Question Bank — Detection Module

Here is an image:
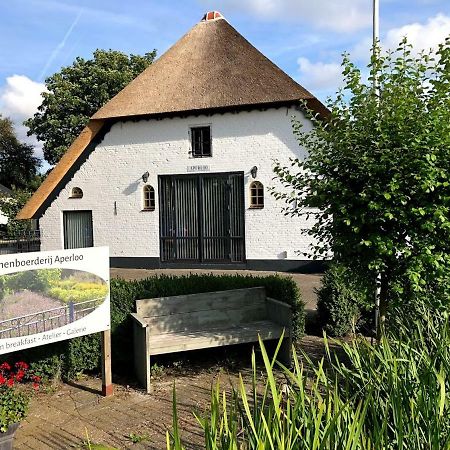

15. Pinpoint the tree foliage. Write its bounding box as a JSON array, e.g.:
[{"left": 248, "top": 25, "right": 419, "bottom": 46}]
[
  {"left": 0, "top": 188, "right": 39, "bottom": 236},
  {"left": 274, "top": 38, "right": 450, "bottom": 320},
  {"left": 0, "top": 116, "right": 40, "bottom": 189},
  {"left": 25, "top": 49, "right": 156, "bottom": 165}
]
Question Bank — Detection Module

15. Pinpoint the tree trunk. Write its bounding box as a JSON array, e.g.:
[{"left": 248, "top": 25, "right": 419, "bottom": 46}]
[{"left": 376, "top": 272, "right": 389, "bottom": 341}]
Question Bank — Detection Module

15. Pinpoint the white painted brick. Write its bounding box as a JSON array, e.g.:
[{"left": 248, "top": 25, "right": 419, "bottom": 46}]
[{"left": 40, "top": 106, "right": 318, "bottom": 260}]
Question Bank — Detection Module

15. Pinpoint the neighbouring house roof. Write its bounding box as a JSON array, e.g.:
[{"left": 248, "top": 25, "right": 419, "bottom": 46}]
[{"left": 17, "top": 12, "right": 329, "bottom": 220}]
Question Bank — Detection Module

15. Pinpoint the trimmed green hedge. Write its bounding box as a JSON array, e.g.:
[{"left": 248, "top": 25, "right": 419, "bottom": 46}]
[
  {"left": 317, "top": 263, "right": 374, "bottom": 337},
  {"left": 10, "top": 274, "right": 304, "bottom": 380}
]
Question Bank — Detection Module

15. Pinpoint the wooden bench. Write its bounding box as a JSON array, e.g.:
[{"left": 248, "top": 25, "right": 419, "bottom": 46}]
[{"left": 131, "top": 287, "right": 292, "bottom": 393}]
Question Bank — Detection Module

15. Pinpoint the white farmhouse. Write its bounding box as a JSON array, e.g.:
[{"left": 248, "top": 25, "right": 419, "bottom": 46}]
[{"left": 18, "top": 12, "right": 328, "bottom": 271}]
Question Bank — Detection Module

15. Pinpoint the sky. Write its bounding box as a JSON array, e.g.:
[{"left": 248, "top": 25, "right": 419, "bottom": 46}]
[{"left": 0, "top": 0, "right": 449, "bottom": 165}]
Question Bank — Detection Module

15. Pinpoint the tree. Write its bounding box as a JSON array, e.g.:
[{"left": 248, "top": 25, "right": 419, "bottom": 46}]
[
  {"left": 0, "top": 116, "right": 40, "bottom": 189},
  {"left": 274, "top": 38, "right": 450, "bottom": 329},
  {"left": 0, "top": 188, "right": 35, "bottom": 236},
  {"left": 25, "top": 49, "right": 157, "bottom": 165}
]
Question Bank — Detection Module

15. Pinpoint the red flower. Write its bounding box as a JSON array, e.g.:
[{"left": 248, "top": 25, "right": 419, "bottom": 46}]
[
  {"left": 0, "top": 360, "right": 37, "bottom": 391},
  {"left": 15, "top": 370, "right": 25, "bottom": 382},
  {"left": 0, "top": 362, "right": 11, "bottom": 372},
  {"left": 31, "top": 375, "right": 41, "bottom": 390},
  {"left": 15, "top": 362, "right": 29, "bottom": 370}
]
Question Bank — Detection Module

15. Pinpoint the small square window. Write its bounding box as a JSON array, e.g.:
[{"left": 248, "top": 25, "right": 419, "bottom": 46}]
[{"left": 191, "top": 126, "right": 211, "bottom": 157}]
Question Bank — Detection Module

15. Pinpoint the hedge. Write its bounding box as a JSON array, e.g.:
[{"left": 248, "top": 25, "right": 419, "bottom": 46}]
[
  {"left": 317, "top": 263, "right": 374, "bottom": 337},
  {"left": 8, "top": 273, "right": 304, "bottom": 380}
]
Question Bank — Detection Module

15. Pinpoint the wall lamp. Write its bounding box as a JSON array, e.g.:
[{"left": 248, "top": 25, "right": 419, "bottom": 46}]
[
  {"left": 142, "top": 171, "right": 149, "bottom": 183},
  {"left": 250, "top": 166, "right": 258, "bottom": 179}
]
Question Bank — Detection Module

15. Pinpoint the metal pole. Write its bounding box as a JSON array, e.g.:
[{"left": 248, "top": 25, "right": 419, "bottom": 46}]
[
  {"left": 373, "top": 0, "right": 380, "bottom": 92},
  {"left": 373, "top": 0, "right": 382, "bottom": 338},
  {"left": 373, "top": 0, "right": 379, "bottom": 52}
]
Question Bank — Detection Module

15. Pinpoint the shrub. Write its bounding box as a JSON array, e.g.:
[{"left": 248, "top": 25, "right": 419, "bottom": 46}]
[
  {"left": 9, "top": 273, "right": 304, "bottom": 380},
  {"left": 1, "top": 268, "right": 61, "bottom": 295},
  {"left": 36, "top": 268, "right": 61, "bottom": 289},
  {"left": 317, "top": 263, "right": 373, "bottom": 336},
  {"left": 4, "top": 271, "right": 44, "bottom": 293},
  {"left": 0, "top": 275, "right": 6, "bottom": 301},
  {"left": 47, "top": 283, "right": 107, "bottom": 303}
]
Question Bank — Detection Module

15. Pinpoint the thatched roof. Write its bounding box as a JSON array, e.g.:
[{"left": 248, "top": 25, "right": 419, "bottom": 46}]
[
  {"left": 93, "top": 15, "right": 327, "bottom": 119},
  {"left": 16, "top": 121, "right": 104, "bottom": 220},
  {"left": 18, "top": 13, "right": 328, "bottom": 220}
]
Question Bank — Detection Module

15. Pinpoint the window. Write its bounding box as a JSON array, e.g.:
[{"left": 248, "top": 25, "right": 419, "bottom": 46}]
[
  {"left": 143, "top": 185, "right": 155, "bottom": 211},
  {"left": 70, "top": 187, "right": 83, "bottom": 199},
  {"left": 191, "top": 126, "right": 211, "bottom": 157},
  {"left": 250, "top": 181, "right": 264, "bottom": 208}
]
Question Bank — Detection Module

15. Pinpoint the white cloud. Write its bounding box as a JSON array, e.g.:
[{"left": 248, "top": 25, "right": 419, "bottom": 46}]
[
  {"left": 384, "top": 13, "right": 450, "bottom": 54},
  {"left": 352, "top": 13, "right": 450, "bottom": 63},
  {"left": 200, "top": 0, "right": 371, "bottom": 32},
  {"left": 297, "top": 57, "right": 343, "bottom": 92},
  {"left": 1, "top": 75, "right": 46, "bottom": 119},
  {"left": 350, "top": 36, "right": 373, "bottom": 62},
  {"left": 0, "top": 75, "right": 47, "bottom": 160}
]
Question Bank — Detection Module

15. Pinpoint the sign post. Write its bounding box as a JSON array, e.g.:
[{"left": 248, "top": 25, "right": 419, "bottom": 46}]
[
  {"left": 101, "top": 329, "right": 113, "bottom": 396},
  {"left": 0, "top": 247, "right": 112, "bottom": 396}
]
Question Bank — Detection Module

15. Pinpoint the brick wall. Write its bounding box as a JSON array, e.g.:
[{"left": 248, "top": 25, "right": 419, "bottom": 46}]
[{"left": 39, "top": 106, "right": 319, "bottom": 261}]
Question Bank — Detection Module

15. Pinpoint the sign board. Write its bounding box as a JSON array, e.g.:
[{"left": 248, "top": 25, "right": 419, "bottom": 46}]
[
  {"left": 0, "top": 247, "right": 110, "bottom": 355},
  {"left": 187, "top": 165, "right": 210, "bottom": 172}
]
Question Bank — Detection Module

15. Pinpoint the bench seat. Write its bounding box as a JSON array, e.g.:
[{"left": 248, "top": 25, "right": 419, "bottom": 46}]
[{"left": 147, "top": 320, "right": 288, "bottom": 355}]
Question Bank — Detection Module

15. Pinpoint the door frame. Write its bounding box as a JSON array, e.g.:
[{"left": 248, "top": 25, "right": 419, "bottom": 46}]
[{"left": 158, "top": 171, "right": 246, "bottom": 265}]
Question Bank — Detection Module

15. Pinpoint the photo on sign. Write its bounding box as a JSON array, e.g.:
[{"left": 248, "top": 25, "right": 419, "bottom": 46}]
[{"left": 0, "top": 269, "right": 108, "bottom": 339}]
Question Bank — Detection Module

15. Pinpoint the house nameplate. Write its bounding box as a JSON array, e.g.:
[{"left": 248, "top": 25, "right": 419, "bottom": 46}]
[{"left": 187, "top": 165, "right": 210, "bottom": 172}]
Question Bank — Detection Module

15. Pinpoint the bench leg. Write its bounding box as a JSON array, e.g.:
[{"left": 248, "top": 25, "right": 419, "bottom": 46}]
[
  {"left": 133, "top": 323, "right": 151, "bottom": 393},
  {"left": 146, "top": 356, "right": 152, "bottom": 394},
  {"left": 277, "top": 335, "right": 292, "bottom": 368}
]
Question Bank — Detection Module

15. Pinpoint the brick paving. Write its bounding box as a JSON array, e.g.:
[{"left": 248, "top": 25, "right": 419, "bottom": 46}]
[
  {"left": 14, "top": 336, "right": 330, "bottom": 450},
  {"left": 16, "top": 374, "right": 210, "bottom": 449}
]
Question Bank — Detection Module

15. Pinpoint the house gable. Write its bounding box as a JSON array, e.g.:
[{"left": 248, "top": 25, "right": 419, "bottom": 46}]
[{"left": 18, "top": 12, "right": 329, "bottom": 221}]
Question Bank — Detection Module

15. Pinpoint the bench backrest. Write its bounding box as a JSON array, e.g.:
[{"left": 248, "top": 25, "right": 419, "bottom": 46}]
[{"left": 136, "top": 287, "right": 267, "bottom": 335}]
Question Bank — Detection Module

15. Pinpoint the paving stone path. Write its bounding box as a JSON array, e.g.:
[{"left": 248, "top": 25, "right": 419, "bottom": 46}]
[{"left": 15, "top": 336, "right": 331, "bottom": 450}]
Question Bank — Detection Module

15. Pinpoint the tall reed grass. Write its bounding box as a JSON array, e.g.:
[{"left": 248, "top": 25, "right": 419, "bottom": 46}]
[{"left": 167, "top": 307, "right": 450, "bottom": 449}]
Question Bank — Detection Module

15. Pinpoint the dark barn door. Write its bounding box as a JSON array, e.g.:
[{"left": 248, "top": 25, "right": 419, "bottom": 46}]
[
  {"left": 63, "top": 211, "right": 94, "bottom": 249},
  {"left": 159, "top": 173, "right": 245, "bottom": 263}
]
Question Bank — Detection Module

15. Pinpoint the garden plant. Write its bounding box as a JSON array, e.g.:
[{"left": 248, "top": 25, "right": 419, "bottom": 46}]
[
  {"left": 0, "top": 361, "right": 40, "bottom": 433},
  {"left": 274, "top": 37, "right": 450, "bottom": 332},
  {"left": 168, "top": 306, "right": 450, "bottom": 449}
]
